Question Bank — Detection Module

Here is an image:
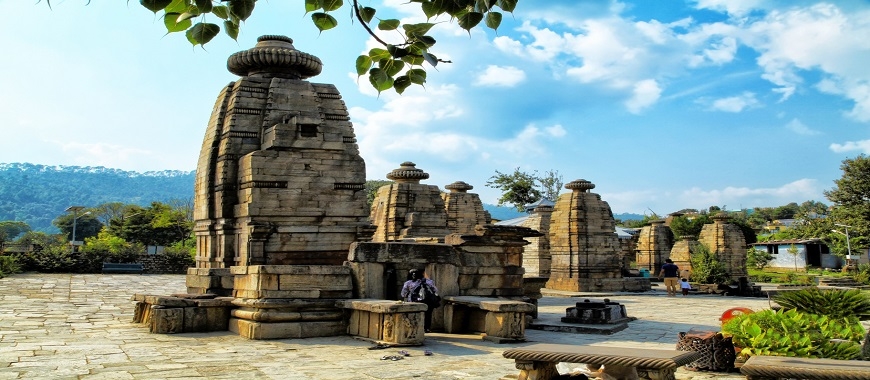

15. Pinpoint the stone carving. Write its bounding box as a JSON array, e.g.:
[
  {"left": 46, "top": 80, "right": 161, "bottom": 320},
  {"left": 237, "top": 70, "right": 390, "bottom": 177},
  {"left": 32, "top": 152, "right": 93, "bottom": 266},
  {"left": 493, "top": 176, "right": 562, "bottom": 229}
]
[
  {"left": 442, "top": 181, "right": 491, "bottom": 235},
  {"left": 635, "top": 219, "right": 674, "bottom": 276},
  {"left": 192, "top": 35, "right": 373, "bottom": 270},
  {"left": 562, "top": 298, "right": 629, "bottom": 324},
  {"left": 698, "top": 212, "right": 748, "bottom": 280},
  {"left": 369, "top": 162, "right": 451, "bottom": 242}
]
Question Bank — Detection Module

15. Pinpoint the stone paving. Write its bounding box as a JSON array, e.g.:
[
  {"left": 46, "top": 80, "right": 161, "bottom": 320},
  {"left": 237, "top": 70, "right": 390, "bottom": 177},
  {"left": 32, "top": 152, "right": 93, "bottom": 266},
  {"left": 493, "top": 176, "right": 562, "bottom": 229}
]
[{"left": 0, "top": 274, "right": 773, "bottom": 379}]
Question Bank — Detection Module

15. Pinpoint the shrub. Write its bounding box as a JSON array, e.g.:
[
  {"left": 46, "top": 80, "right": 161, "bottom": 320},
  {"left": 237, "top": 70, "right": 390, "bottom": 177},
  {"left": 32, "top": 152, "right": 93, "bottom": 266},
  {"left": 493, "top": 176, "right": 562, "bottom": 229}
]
[
  {"left": 774, "top": 288, "right": 870, "bottom": 320},
  {"left": 722, "top": 308, "right": 864, "bottom": 360},
  {"left": 153, "top": 244, "right": 195, "bottom": 273},
  {"left": 0, "top": 255, "right": 21, "bottom": 277},
  {"left": 18, "top": 244, "right": 77, "bottom": 273},
  {"left": 690, "top": 244, "right": 731, "bottom": 284},
  {"left": 746, "top": 247, "right": 773, "bottom": 269}
]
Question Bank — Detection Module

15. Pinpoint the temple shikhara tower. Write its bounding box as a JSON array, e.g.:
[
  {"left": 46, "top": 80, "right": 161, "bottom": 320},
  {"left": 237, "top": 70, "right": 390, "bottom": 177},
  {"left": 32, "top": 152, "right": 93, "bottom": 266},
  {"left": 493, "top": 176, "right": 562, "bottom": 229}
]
[
  {"left": 635, "top": 219, "right": 673, "bottom": 276},
  {"left": 192, "top": 35, "right": 373, "bottom": 270},
  {"left": 698, "top": 213, "right": 748, "bottom": 280}
]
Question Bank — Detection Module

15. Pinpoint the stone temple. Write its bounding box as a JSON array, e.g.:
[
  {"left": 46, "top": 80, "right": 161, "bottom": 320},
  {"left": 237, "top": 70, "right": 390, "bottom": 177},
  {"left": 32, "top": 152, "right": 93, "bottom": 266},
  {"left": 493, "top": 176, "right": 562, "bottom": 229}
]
[{"left": 192, "top": 35, "right": 374, "bottom": 271}]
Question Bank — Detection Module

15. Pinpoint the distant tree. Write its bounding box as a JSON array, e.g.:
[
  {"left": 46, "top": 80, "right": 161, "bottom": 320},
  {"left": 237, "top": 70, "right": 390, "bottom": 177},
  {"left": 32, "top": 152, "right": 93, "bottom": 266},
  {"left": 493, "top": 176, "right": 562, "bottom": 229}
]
[
  {"left": 0, "top": 221, "right": 31, "bottom": 246},
  {"left": 537, "top": 170, "right": 564, "bottom": 202},
  {"left": 746, "top": 247, "right": 773, "bottom": 269},
  {"left": 486, "top": 168, "right": 542, "bottom": 212},
  {"left": 111, "top": 202, "right": 191, "bottom": 247},
  {"left": 365, "top": 180, "right": 393, "bottom": 207},
  {"left": 798, "top": 200, "right": 828, "bottom": 218},
  {"left": 825, "top": 155, "right": 870, "bottom": 251},
  {"left": 787, "top": 244, "right": 800, "bottom": 272},
  {"left": 772, "top": 202, "right": 800, "bottom": 220},
  {"left": 91, "top": 202, "right": 127, "bottom": 227},
  {"left": 52, "top": 211, "right": 102, "bottom": 242},
  {"left": 669, "top": 214, "right": 711, "bottom": 239}
]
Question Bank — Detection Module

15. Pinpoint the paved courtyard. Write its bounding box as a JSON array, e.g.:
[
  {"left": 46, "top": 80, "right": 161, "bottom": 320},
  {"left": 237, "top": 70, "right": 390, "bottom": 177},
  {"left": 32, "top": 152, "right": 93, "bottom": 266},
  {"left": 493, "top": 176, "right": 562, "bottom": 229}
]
[{"left": 0, "top": 274, "right": 774, "bottom": 379}]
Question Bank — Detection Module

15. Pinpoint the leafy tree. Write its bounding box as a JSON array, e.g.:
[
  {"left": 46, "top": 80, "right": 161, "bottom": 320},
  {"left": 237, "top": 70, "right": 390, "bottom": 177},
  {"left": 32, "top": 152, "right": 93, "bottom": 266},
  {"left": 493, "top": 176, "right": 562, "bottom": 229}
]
[
  {"left": 109, "top": 202, "right": 191, "bottom": 247},
  {"left": 668, "top": 214, "right": 711, "bottom": 239},
  {"left": 365, "top": 180, "right": 393, "bottom": 207},
  {"left": 786, "top": 243, "right": 800, "bottom": 272},
  {"left": 537, "top": 169, "right": 564, "bottom": 202},
  {"left": 825, "top": 155, "right": 870, "bottom": 252},
  {"left": 486, "top": 168, "right": 541, "bottom": 212},
  {"left": 55, "top": 0, "right": 521, "bottom": 95},
  {"left": 746, "top": 247, "right": 773, "bottom": 269},
  {"left": 52, "top": 211, "right": 102, "bottom": 242},
  {"left": 0, "top": 221, "right": 30, "bottom": 245}
]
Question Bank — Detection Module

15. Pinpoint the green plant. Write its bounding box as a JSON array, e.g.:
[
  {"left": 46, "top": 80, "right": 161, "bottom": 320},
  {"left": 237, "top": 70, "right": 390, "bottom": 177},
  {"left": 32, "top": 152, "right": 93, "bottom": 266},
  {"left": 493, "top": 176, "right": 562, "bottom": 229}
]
[
  {"left": 18, "top": 244, "right": 76, "bottom": 273},
  {"left": 689, "top": 243, "right": 730, "bottom": 284},
  {"left": 0, "top": 255, "right": 21, "bottom": 277},
  {"left": 746, "top": 247, "right": 773, "bottom": 269},
  {"left": 722, "top": 308, "right": 865, "bottom": 359},
  {"left": 774, "top": 288, "right": 870, "bottom": 320}
]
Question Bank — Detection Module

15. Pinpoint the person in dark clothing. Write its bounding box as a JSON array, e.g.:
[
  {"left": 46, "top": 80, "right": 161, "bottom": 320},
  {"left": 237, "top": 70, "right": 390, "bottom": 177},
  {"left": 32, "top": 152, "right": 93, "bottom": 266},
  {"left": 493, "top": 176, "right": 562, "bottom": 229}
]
[
  {"left": 401, "top": 268, "right": 439, "bottom": 332},
  {"left": 659, "top": 259, "right": 680, "bottom": 296}
]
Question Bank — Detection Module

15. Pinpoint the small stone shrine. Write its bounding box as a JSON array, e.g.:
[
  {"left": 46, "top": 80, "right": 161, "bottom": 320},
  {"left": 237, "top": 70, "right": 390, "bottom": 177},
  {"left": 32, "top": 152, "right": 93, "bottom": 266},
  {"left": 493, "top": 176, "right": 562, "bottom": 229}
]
[
  {"left": 368, "top": 162, "right": 451, "bottom": 242},
  {"left": 562, "top": 298, "right": 629, "bottom": 324},
  {"left": 635, "top": 219, "right": 673, "bottom": 276},
  {"left": 442, "top": 181, "right": 491, "bottom": 235},
  {"left": 698, "top": 212, "right": 748, "bottom": 280},
  {"left": 669, "top": 235, "right": 699, "bottom": 277},
  {"left": 545, "top": 179, "right": 649, "bottom": 292},
  {"left": 518, "top": 204, "right": 554, "bottom": 278}
]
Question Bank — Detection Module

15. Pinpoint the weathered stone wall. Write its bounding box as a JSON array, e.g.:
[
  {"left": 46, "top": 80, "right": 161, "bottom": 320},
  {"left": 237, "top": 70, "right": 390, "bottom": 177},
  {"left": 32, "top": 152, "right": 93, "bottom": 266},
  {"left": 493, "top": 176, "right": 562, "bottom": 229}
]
[
  {"left": 669, "top": 236, "right": 699, "bottom": 277},
  {"left": 698, "top": 214, "right": 748, "bottom": 280},
  {"left": 519, "top": 206, "right": 553, "bottom": 277},
  {"left": 635, "top": 220, "right": 673, "bottom": 276},
  {"left": 442, "top": 181, "right": 491, "bottom": 235}
]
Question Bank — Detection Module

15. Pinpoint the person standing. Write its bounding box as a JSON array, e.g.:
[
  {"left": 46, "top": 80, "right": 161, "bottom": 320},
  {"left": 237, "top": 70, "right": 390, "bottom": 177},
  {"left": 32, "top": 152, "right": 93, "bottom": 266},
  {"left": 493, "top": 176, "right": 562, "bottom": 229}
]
[
  {"left": 401, "top": 268, "right": 439, "bottom": 332},
  {"left": 680, "top": 278, "right": 691, "bottom": 296},
  {"left": 659, "top": 259, "right": 680, "bottom": 296}
]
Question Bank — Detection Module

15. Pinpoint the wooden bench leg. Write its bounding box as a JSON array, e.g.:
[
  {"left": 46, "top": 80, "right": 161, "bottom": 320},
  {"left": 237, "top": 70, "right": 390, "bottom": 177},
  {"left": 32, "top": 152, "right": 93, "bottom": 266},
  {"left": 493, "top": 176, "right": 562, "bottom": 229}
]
[{"left": 515, "top": 360, "right": 559, "bottom": 380}]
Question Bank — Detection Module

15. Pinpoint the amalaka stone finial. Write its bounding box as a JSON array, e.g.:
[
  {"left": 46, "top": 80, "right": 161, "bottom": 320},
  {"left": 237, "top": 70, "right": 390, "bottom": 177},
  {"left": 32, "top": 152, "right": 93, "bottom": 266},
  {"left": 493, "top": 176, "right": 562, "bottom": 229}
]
[
  {"left": 712, "top": 211, "right": 730, "bottom": 223},
  {"left": 445, "top": 181, "right": 473, "bottom": 193},
  {"left": 386, "top": 162, "right": 429, "bottom": 183},
  {"left": 227, "top": 35, "right": 323, "bottom": 79},
  {"left": 565, "top": 179, "right": 595, "bottom": 192},
  {"left": 650, "top": 219, "right": 666, "bottom": 225}
]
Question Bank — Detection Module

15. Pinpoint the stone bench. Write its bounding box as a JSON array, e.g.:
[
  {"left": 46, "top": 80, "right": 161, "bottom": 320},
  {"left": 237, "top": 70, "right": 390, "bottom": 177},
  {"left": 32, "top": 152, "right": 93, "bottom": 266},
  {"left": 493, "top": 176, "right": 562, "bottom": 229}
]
[
  {"left": 132, "top": 294, "right": 233, "bottom": 333},
  {"left": 336, "top": 299, "right": 427, "bottom": 346},
  {"left": 442, "top": 295, "right": 535, "bottom": 343},
  {"left": 501, "top": 343, "right": 702, "bottom": 380},
  {"left": 740, "top": 355, "right": 870, "bottom": 380},
  {"left": 102, "top": 262, "right": 144, "bottom": 274}
]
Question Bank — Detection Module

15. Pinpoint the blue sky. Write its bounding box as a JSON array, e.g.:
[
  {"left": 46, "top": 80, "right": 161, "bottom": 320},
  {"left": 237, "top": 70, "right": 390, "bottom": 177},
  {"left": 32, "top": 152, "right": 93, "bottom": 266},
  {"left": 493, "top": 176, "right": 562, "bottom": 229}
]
[{"left": 1, "top": 0, "right": 869, "bottom": 215}]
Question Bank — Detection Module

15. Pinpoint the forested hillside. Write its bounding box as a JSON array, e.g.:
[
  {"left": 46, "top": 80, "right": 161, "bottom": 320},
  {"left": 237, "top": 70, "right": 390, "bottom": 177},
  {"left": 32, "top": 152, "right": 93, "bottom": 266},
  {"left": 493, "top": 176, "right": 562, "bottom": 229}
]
[{"left": 0, "top": 163, "right": 194, "bottom": 232}]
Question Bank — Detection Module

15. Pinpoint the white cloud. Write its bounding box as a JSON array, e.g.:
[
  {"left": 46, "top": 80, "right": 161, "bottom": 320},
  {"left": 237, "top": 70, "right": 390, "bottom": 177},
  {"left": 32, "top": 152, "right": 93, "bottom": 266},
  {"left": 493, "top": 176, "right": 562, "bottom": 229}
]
[
  {"left": 830, "top": 139, "right": 870, "bottom": 154},
  {"left": 785, "top": 118, "right": 821, "bottom": 136},
  {"left": 709, "top": 92, "right": 760, "bottom": 112},
  {"left": 545, "top": 124, "right": 567, "bottom": 137},
  {"left": 681, "top": 179, "right": 821, "bottom": 209},
  {"left": 474, "top": 65, "right": 527, "bottom": 87},
  {"left": 625, "top": 79, "right": 662, "bottom": 114},
  {"left": 693, "top": 0, "right": 765, "bottom": 17}
]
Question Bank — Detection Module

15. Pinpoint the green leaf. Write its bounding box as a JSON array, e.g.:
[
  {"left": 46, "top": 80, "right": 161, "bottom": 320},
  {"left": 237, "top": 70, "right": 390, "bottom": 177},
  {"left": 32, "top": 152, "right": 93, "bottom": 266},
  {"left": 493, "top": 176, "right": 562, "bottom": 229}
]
[
  {"left": 224, "top": 20, "right": 239, "bottom": 40},
  {"left": 421, "top": 1, "right": 439, "bottom": 19},
  {"left": 305, "top": 0, "right": 321, "bottom": 13},
  {"left": 185, "top": 22, "right": 220, "bottom": 46},
  {"left": 422, "top": 52, "right": 438, "bottom": 67},
  {"left": 496, "top": 0, "right": 517, "bottom": 12},
  {"left": 402, "top": 22, "right": 434, "bottom": 38},
  {"left": 319, "top": 0, "right": 343, "bottom": 12},
  {"left": 311, "top": 13, "right": 338, "bottom": 32},
  {"left": 163, "top": 13, "right": 192, "bottom": 33},
  {"left": 355, "top": 55, "right": 373, "bottom": 76},
  {"left": 140, "top": 0, "right": 172, "bottom": 13},
  {"left": 368, "top": 68, "right": 393, "bottom": 93},
  {"left": 378, "top": 59, "right": 405, "bottom": 77},
  {"left": 401, "top": 54, "right": 425, "bottom": 66},
  {"left": 164, "top": 0, "right": 189, "bottom": 14},
  {"left": 378, "top": 19, "right": 400, "bottom": 31},
  {"left": 368, "top": 48, "right": 391, "bottom": 61},
  {"left": 229, "top": 0, "right": 256, "bottom": 21},
  {"left": 386, "top": 45, "right": 409, "bottom": 58},
  {"left": 458, "top": 11, "right": 484, "bottom": 31},
  {"left": 407, "top": 69, "right": 426, "bottom": 85},
  {"left": 212, "top": 5, "right": 229, "bottom": 19},
  {"left": 415, "top": 35, "right": 436, "bottom": 47},
  {"left": 394, "top": 75, "right": 412, "bottom": 94},
  {"left": 177, "top": 11, "right": 200, "bottom": 24},
  {"left": 485, "top": 11, "right": 502, "bottom": 30},
  {"left": 359, "top": 7, "right": 376, "bottom": 23},
  {"left": 195, "top": 0, "right": 212, "bottom": 13}
]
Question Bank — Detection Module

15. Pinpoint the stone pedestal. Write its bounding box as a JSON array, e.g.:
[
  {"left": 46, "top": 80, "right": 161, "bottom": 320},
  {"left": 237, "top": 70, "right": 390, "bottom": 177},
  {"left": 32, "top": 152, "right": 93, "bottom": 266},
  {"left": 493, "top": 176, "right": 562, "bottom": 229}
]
[
  {"left": 562, "top": 298, "right": 629, "bottom": 324},
  {"left": 228, "top": 265, "right": 352, "bottom": 339},
  {"left": 185, "top": 267, "right": 234, "bottom": 296},
  {"left": 338, "top": 299, "right": 426, "bottom": 345},
  {"left": 442, "top": 296, "right": 535, "bottom": 343},
  {"left": 132, "top": 294, "right": 234, "bottom": 334}
]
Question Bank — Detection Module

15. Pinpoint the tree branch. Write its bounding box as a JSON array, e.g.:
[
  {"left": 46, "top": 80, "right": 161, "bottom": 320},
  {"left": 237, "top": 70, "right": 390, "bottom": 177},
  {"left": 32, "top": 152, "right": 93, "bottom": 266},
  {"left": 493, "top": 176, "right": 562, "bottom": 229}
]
[{"left": 352, "top": 0, "right": 389, "bottom": 47}]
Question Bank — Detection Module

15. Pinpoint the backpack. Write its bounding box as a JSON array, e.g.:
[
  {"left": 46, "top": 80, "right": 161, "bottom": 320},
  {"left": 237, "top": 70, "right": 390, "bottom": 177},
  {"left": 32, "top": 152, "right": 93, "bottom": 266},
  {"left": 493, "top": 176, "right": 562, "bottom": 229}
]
[{"left": 410, "top": 281, "right": 441, "bottom": 307}]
